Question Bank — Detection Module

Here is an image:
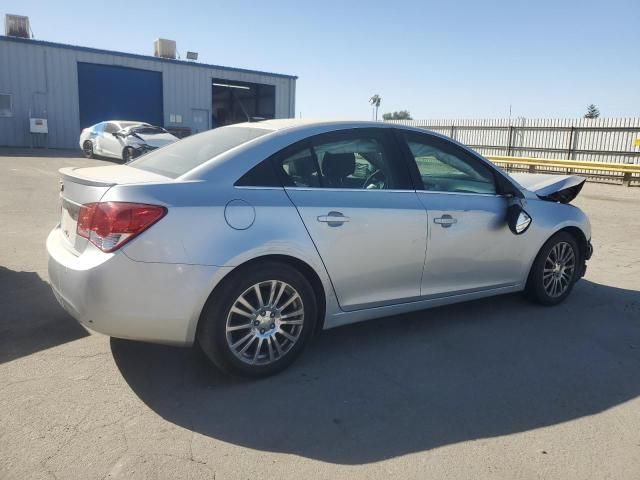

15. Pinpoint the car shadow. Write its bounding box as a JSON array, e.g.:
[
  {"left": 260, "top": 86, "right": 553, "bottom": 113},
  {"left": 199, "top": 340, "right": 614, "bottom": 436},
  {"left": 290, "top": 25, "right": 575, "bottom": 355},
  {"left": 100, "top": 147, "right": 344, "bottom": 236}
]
[
  {"left": 111, "top": 279, "right": 640, "bottom": 464},
  {"left": 0, "top": 266, "right": 89, "bottom": 363}
]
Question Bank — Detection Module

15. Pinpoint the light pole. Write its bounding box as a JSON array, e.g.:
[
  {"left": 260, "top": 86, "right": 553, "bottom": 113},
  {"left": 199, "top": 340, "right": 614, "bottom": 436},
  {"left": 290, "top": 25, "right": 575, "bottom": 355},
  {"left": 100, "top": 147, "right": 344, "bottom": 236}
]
[{"left": 369, "top": 94, "right": 381, "bottom": 121}]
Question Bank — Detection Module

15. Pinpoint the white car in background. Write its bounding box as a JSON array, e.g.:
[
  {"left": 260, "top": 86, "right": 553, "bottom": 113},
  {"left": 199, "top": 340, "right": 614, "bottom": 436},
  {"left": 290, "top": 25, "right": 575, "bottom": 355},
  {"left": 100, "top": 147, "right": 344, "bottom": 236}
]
[{"left": 80, "top": 121, "right": 179, "bottom": 162}]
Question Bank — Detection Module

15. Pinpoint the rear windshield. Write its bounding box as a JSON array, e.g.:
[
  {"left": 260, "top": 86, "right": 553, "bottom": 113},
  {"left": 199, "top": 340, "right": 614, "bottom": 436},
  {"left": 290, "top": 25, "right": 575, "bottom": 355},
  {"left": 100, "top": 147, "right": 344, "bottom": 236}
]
[{"left": 129, "top": 126, "right": 271, "bottom": 178}]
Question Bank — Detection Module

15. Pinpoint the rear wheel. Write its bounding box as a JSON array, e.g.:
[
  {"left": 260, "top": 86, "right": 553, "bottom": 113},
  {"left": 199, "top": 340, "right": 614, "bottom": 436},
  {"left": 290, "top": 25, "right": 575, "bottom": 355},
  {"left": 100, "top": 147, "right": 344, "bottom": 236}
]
[
  {"left": 82, "top": 141, "right": 94, "bottom": 158},
  {"left": 525, "top": 232, "right": 580, "bottom": 305},
  {"left": 197, "top": 261, "right": 318, "bottom": 377}
]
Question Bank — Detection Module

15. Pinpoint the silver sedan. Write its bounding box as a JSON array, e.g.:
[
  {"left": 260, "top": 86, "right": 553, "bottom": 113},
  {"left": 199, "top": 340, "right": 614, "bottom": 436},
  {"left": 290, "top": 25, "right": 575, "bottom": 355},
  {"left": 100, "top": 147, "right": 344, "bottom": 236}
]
[{"left": 47, "top": 120, "right": 592, "bottom": 376}]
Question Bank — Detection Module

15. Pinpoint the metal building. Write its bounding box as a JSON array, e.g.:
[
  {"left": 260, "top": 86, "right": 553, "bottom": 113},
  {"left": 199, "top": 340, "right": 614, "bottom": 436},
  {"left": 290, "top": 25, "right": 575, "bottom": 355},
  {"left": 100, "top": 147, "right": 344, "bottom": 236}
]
[{"left": 0, "top": 33, "right": 297, "bottom": 149}]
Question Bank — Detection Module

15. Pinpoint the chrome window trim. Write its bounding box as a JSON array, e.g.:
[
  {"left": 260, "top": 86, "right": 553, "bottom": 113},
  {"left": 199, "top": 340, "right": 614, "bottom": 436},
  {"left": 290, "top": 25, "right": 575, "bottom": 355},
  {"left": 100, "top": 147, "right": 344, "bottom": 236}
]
[
  {"left": 283, "top": 187, "right": 416, "bottom": 194},
  {"left": 234, "top": 186, "right": 284, "bottom": 191},
  {"left": 281, "top": 186, "right": 506, "bottom": 198},
  {"left": 416, "top": 190, "right": 506, "bottom": 198}
]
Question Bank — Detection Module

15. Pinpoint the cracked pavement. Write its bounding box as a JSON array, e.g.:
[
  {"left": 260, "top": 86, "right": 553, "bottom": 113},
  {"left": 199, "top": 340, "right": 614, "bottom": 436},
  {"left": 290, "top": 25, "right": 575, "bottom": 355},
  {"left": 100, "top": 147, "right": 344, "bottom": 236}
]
[{"left": 1, "top": 152, "right": 639, "bottom": 479}]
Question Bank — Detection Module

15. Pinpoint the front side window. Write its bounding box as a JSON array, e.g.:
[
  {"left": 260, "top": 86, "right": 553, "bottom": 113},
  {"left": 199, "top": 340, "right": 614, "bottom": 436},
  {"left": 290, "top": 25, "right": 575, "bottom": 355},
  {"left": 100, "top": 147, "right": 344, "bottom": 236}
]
[
  {"left": 278, "top": 130, "right": 409, "bottom": 190},
  {"left": 402, "top": 132, "right": 496, "bottom": 194}
]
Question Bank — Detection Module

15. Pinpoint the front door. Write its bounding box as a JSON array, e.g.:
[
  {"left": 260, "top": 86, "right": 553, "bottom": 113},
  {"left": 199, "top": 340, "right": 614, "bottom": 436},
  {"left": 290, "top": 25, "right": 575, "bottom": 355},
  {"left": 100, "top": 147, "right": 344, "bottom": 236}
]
[
  {"left": 276, "top": 128, "right": 427, "bottom": 311},
  {"left": 99, "top": 122, "right": 124, "bottom": 158},
  {"left": 398, "top": 130, "right": 524, "bottom": 297}
]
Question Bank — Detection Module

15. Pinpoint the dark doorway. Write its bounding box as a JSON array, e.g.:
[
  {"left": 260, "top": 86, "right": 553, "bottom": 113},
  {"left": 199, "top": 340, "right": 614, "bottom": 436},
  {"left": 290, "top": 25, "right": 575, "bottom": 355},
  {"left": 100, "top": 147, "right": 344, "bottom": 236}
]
[{"left": 212, "top": 79, "right": 275, "bottom": 127}]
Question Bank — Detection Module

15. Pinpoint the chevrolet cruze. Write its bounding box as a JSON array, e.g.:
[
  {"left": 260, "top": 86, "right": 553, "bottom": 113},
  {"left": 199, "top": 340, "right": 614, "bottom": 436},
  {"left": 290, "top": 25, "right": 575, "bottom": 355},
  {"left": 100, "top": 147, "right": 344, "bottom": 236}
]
[{"left": 48, "top": 120, "right": 592, "bottom": 376}]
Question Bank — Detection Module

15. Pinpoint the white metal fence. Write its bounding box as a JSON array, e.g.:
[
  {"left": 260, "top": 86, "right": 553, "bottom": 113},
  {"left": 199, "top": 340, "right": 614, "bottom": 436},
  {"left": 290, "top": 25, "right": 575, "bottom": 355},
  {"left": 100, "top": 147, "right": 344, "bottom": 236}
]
[{"left": 387, "top": 117, "right": 640, "bottom": 165}]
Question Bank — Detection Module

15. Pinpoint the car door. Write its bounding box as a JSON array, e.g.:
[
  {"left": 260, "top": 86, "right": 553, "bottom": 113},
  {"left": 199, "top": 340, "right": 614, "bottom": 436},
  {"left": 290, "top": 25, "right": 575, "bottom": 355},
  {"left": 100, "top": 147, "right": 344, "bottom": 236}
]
[
  {"left": 90, "top": 122, "right": 104, "bottom": 150},
  {"left": 99, "top": 122, "right": 124, "bottom": 158},
  {"left": 276, "top": 128, "right": 427, "bottom": 311},
  {"left": 397, "top": 130, "right": 524, "bottom": 297}
]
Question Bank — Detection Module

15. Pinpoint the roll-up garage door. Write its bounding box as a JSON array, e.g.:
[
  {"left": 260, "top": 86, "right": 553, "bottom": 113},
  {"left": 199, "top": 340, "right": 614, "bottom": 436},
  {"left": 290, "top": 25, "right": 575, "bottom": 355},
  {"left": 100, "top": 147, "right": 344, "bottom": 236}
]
[{"left": 77, "top": 62, "right": 163, "bottom": 128}]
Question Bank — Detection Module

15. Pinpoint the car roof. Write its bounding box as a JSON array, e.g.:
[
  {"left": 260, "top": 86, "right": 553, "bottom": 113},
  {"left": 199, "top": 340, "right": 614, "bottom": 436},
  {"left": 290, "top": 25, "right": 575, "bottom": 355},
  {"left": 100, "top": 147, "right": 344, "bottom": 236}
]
[
  {"left": 99, "top": 120, "right": 150, "bottom": 126},
  {"left": 230, "top": 119, "right": 446, "bottom": 140},
  {"left": 234, "top": 119, "right": 388, "bottom": 132}
]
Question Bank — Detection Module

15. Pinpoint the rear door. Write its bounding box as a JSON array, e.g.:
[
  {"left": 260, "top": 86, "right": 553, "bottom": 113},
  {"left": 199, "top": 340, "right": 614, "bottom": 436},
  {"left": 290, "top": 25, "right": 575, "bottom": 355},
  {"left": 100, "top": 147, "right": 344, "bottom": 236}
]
[
  {"left": 397, "top": 130, "right": 524, "bottom": 297},
  {"left": 276, "top": 128, "right": 427, "bottom": 311}
]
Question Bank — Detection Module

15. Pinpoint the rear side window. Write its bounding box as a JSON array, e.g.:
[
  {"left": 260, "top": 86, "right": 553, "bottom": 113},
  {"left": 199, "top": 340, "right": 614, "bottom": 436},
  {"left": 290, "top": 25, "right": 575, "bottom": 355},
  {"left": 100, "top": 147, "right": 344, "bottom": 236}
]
[
  {"left": 130, "top": 126, "right": 270, "bottom": 178},
  {"left": 276, "top": 129, "right": 411, "bottom": 190}
]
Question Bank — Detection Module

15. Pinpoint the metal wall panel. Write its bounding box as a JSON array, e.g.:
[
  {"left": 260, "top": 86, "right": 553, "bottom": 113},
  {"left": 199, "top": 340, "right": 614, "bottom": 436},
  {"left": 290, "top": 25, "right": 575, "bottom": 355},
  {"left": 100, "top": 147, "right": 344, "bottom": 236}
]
[{"left": 0, "top": 36, "right": 296, "bottom": 148}]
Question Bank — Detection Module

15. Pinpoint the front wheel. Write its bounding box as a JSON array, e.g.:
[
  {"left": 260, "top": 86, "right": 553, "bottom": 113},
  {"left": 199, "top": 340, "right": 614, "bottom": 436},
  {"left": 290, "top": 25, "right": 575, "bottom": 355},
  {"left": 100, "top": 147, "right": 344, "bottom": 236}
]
[
  {"left": 525, "top": 232, "right": 581, "bottom": 305},
  {"left": 197, "top": 261, "right": 318, "bottom": 377}
]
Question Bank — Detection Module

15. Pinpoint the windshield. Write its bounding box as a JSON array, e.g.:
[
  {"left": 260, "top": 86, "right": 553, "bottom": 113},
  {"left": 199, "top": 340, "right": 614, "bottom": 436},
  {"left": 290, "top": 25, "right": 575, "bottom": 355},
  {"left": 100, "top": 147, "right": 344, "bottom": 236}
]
[
  {"left": 129, "top": 126, "right": 271, "bottom": 178},
  {"left": 130, "top": 126, "right": 167, "bottom": 135},
  {"left": 118, "top": 122, "right": 146, "bottom": 129}
]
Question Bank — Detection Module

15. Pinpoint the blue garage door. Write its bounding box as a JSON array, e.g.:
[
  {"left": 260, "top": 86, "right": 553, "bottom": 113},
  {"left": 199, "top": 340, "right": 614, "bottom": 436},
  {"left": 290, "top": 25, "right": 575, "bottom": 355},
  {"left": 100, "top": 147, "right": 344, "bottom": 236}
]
[{"left": 77, "top": 62, "right": 163, "bottom": 128}]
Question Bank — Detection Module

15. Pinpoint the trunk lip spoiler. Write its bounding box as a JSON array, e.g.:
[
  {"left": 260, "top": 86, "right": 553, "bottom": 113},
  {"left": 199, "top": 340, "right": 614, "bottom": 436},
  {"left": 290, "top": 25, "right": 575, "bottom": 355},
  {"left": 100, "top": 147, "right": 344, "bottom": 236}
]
[{"left": 59, "top": 167, "right": 117, "bottom": 187}]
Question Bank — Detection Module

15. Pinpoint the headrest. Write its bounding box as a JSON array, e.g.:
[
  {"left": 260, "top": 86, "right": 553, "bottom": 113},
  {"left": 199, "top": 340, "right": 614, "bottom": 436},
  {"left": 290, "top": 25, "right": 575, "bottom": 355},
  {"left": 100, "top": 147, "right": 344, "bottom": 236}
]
[
  {"left": 288, "top": 156, "right": 315, "bottom": 177},
  {"left": 322, "top": 152, "right": 356, "bottom": 179}
]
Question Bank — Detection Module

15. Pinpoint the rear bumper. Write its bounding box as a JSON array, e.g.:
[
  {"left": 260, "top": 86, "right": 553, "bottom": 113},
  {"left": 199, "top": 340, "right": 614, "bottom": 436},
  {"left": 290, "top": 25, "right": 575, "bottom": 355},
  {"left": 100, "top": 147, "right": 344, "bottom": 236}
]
[{"left": 47, "top": 228, "right": 231, "bottom": 346}]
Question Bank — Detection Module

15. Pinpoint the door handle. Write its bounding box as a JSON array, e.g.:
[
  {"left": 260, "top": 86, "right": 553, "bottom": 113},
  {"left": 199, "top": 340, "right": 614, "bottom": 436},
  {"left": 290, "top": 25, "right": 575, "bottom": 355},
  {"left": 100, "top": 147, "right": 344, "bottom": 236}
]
[
  {"left": 317, "top": 211, "right": 350, "bottom": 226},
  {"left": 434, "top": 214, "right": 457, "bottom": 228}
]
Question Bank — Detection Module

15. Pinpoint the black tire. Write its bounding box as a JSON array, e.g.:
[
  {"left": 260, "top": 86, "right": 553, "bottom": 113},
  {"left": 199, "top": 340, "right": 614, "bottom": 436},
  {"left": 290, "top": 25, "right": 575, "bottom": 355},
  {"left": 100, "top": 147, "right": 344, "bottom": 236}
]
[
  {"left": 525, "top": 231, "right": 581, "bottom": 306},
  {"left": 82, "top": 141, "right": 94, "bottom": 159},
  {"left": 197, "top": 261, "right": 318, "bottom": 377},
  {"left": 122, "top": 147, "right": 135, "bottom": 163}
]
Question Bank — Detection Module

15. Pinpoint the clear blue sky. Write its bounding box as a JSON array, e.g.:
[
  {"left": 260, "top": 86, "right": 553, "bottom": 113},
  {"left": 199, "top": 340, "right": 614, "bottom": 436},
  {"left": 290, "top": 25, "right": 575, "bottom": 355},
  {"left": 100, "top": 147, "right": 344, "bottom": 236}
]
[{"left": 4, "top": 0, "right": 639, "bottom": 119}]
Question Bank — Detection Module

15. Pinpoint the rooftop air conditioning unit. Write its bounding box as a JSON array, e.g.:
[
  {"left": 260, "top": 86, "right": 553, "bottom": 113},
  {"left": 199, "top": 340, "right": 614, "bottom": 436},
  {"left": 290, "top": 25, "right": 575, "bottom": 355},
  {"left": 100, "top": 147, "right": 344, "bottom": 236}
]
[
  {"left": 154, "top": 38, "right": 176, "bottom": 59},
  {"left": 5, "top": 14, "right": 31, "bottom": 38}
]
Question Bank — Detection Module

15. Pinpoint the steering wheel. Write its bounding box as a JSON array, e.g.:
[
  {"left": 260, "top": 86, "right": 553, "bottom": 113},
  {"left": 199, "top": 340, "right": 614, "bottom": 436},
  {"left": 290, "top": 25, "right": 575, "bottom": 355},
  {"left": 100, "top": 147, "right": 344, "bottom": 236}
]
[{"left": 362, "top": 169, "right": 386, "bottom": 189}]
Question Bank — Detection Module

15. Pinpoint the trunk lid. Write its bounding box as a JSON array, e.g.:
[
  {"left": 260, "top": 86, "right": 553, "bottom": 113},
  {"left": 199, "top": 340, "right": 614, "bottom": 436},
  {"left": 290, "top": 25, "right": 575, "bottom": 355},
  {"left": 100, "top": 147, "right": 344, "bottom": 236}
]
[
  {"left": 509, "top": 173, "right": 586, "bottom": 204},
  {"left": 58, "top": 165, "right": 170, "bottom": 254}
]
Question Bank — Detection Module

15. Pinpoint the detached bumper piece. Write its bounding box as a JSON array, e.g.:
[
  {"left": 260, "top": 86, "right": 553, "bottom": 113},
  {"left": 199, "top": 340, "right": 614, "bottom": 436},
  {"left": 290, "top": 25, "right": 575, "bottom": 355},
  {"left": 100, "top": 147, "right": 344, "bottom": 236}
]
[
  {"left": 579, "top": 240, "right": 593, "bottom": 278},
  {"left": 585, "top": 240, "right": 593, "bottom": 260}
]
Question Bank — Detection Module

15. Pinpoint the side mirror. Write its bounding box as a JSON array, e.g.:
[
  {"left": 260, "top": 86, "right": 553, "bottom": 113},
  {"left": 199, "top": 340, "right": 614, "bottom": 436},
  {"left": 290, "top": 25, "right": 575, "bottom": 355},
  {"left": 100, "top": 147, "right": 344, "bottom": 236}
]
[
  {"left": 507, "top": 204, "right": 532, "bottom": 235},
  {"left": 112, "top": 132, "right": 119, "bottom": 137}
]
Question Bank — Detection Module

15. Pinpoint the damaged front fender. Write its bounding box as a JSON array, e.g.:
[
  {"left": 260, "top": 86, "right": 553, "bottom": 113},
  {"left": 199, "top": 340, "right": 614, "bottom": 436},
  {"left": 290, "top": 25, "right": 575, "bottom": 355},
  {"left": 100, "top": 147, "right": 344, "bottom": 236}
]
[{"left": 509, "top": 173, "right": 586, "bottom": 204}]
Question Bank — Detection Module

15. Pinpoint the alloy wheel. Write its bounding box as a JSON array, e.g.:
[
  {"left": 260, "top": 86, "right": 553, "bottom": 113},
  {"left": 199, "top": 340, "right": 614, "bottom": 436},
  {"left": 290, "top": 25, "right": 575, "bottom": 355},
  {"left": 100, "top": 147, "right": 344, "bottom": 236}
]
[
  {"left": 83, "top": 141, "right": 93, "bottom": 157},
  {"left": 543, "top": 241, "right": 576, "bottom": 298},
  {"left": 225, "top": 280, "right": 304, "bottom": 366}
]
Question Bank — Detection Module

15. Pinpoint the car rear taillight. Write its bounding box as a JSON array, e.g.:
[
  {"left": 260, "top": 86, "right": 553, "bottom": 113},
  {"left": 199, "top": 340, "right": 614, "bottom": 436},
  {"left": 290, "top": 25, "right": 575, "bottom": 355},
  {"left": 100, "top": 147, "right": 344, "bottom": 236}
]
[{"left": 76, "top": 202, "right": 167, "bottom": 253}]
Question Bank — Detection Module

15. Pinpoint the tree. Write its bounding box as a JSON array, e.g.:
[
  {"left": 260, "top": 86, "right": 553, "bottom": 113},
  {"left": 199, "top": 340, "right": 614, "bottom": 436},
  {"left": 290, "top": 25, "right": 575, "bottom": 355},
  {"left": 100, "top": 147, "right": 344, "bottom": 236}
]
[
  {"left": 382, "top": 110, "right": 413, "bottom": 121},
  {"left": 369, "top": 94, "right": 382, "bottom": 121},
  {"left": 584, "top": 104, "right": 600, "bottom": 119}
]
